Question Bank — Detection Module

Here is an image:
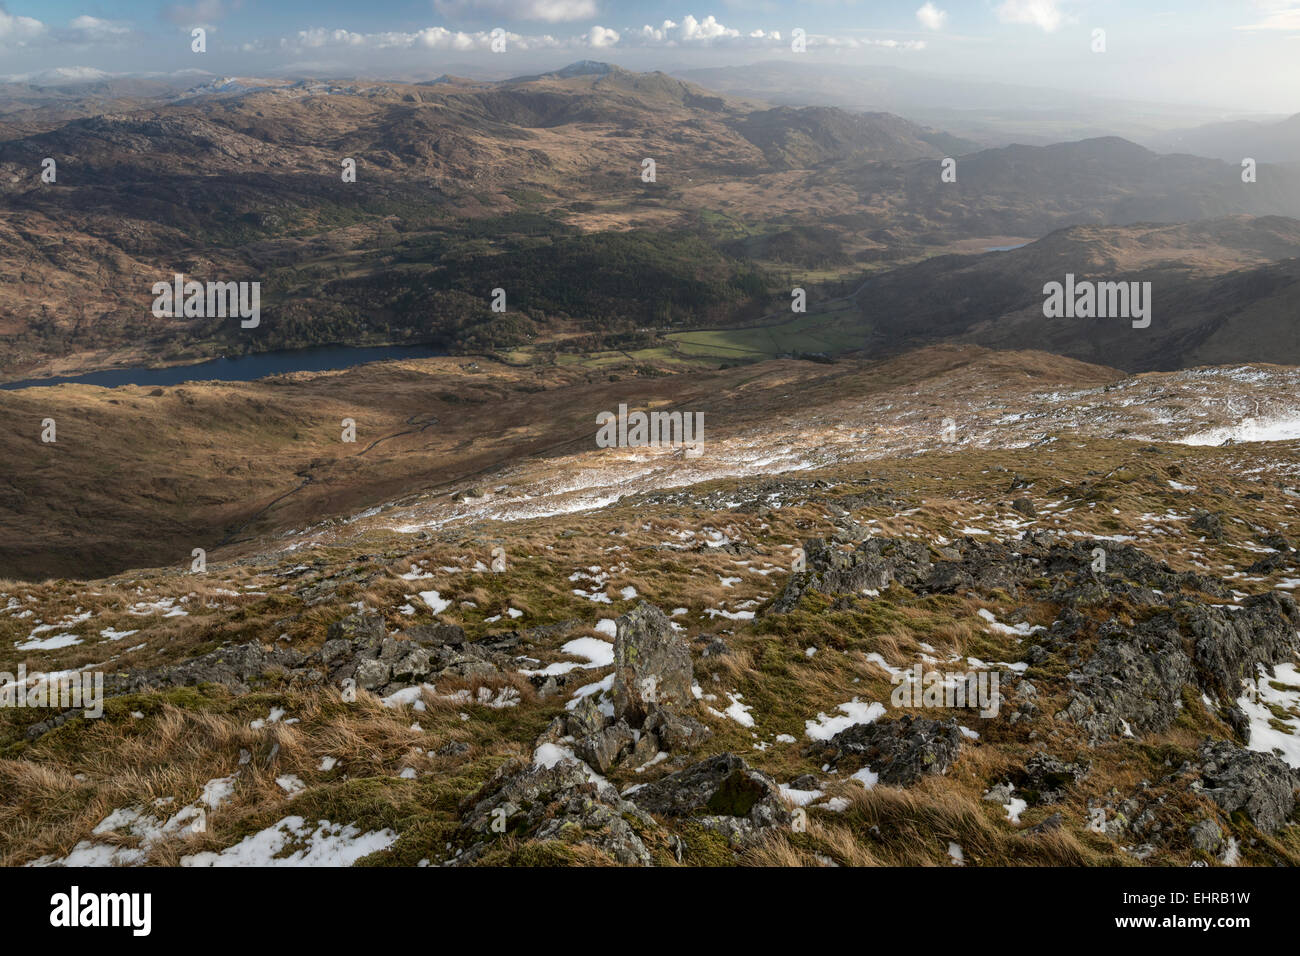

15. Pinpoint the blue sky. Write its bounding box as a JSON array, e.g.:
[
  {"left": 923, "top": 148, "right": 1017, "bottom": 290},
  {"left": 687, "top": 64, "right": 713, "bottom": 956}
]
[{"left": 1, "top": 1, "right": 1298, "bottom": 114}]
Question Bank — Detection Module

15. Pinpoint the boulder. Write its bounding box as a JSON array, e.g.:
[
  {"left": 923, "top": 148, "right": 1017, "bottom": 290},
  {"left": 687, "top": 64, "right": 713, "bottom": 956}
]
[
  {"left": 627, "top": 753, "right": 791, "bottom": 839},
  {"left": 327, "top": 611, "right": 387, "bottom": 646},
  {"left": 573, "top": 720, "right": 636, "bottom": 774},
  {"left": 612, "top": 602, "right": 693, "bottom": 725},
  {"left": 1020, "top": 752, "right": 1090, "bottom": 804},
  {"left": 817, "top": 715, "right": 963, "bottom": 786},
  {"left": 1196, "top": 739, "right": 1297, "bottom": 834},
  {"left": 456, "top": 756, "right": 655, "bottom": 866}
]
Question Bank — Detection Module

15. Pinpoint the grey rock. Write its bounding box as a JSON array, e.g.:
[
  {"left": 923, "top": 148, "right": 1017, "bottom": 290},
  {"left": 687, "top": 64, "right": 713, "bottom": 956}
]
[
  {"left": 1197, "top": 739, "right": 1297, "bottom": 834},
  {"left": 983, "top": 783, "right": 1015, "bottom": 804},
  {"left": 1189, "top": 818, "right": 1223, "bottom": 853},
  {"left": 698, "top": 635, "right": 730, "bottom": 658},
  {"left": 1025, "top": 813, "right": 1063, "bottom": 835},
  {"left": 1021, "top": 752, "right": 1090, "bottom": 804},
  {"left": 1191, "top": 511, "right": 1225, "bottom": 541},
  {"left": 627, "top": 753, "right": 791, "bottom": 839},
  {"left": 643, "top": 703, "right": 712, "bottom": 752},
  {"left": 354, "top": 658, "right": 391, "bottom": 691},
  {"left": 327, "top": 611, "right": 387, "bottom": 647},
  {"left": 612, "top": 602, "right": 694, "bottom": 725},
  {"left": 626, "top": 732, "right": 662, "bottom": 769},
  {"left": 815, "top": 715, "right": 963, "bottom": 786},
  {"left": 573, "top": 720, "right": 636, "bottom": 774},
  {"left": 404, "top": 622, "right": 467, "bottom": 647},
  {"left": 456, "top": 756, "right": 655, "bottom": 866},
  {"left": 319, "top": 639, "right": 352, "bottom": 665},
  {"left": 565, "top": 694, "right": 608, "bottom": 739},
  {"left": 1011, "top": 497, "right": 1037, "bottom": 518},
  {"left": 390, "top": 645, "right": 432, "bottom": 681}
]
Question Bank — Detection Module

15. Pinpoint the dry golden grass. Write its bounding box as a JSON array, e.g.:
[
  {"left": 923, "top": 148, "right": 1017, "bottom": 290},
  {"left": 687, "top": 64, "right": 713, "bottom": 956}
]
[{"left": 3, "top": 409, "right": 1299, "bottom": 866}]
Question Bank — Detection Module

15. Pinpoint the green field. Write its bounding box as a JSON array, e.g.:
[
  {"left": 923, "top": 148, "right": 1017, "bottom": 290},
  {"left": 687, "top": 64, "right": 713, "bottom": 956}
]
[{"left": 666, "top": 306, "right": 869, "bottom": 360}]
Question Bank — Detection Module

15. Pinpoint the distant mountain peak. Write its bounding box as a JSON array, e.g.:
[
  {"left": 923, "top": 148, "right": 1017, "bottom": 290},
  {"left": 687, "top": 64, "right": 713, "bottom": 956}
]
[{"left": 553, "top": 60, "right": 618, "bottom": 78}]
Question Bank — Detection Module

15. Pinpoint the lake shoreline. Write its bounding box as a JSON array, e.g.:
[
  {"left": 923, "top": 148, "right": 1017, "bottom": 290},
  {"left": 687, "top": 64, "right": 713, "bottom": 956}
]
[{"left": 0, "top": 343, "right": 449, "bottom": 391}]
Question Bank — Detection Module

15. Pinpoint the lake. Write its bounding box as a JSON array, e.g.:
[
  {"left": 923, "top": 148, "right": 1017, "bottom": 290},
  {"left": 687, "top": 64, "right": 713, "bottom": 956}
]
[{"left": 0, "top": 344, "right": 448, "bottom": 390}]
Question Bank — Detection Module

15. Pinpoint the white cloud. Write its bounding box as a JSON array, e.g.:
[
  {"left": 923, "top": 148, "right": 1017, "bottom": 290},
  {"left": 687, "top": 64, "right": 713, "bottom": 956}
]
[
  {"left": 285, "top": 26, "right": 562, "bottom": 53},
  {"left": 274, "top": 14, "right": 925, "bottom": 57},
  {"left": 916, "top": 3, "right": 947, "bottom": 30},
  {"left": 620, "top": 17, "right": 919, "bottom": 50},
  {"left": 433, "top": 0, "right": 599, "bottom": 23},
  {"left": 1236, "top": 2, "right": 1300, "bottom": 31},
  {"left": 628, "top": 17, "right": 794, "bottom": 47},
  {"left": 678, "top": 14, "right": 739, "bottom": 41},
  {"left": 821, "top": 36, "right": 927, "bottom": 50},
  {"left": 628, "top": 16, "right": 743, "bottom": 45},
  {"left": 586, "top": 25, "right": 619, "bottom": 48},
  {"left": 996, "top": 0, "right": 1065, "bottom": 32},
  {"left": 69, "top": 16, "right": 131, "bottom": 40},
  {"left": 0, "top": 8, "right": 47, "bottom": 45}
]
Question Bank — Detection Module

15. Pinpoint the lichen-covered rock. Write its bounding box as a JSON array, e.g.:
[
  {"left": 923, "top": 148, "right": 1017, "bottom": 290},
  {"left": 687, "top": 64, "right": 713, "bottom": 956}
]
[
  {"left": 612, "top": 602, "right": 693, "bottom": 725},
  {"left": 565, "top": 694, "right": 608, "bottom": 740},
  {"left": 643, "top": 703, "right": 711, "bottom": 751},
  {"left": 455, "top": 756, "right": 656, "bottom": 866},
  {"left": 404, "top": 622, "right": 468, "bottom": 647},
  {"left": 1060, "top": 594, "right": 1300, "bottom": 743},
  {"left": 1061, "top": 616, "right": 1194, "bottom": 742},
  {"left": 771, "top": 537, "right": 907, "bottom": 612},
  {"left": 106, "top": 641, "right": 305, "bottom": 697},
  {"left": 773, "top": 532, "right": 1233, "bottom": 614},
  {"left": 573, "top": 720, "right": 636, "bottom": 774},
  {"left": 1196, "top": 739, "right": 1298, "bottom": 834},
  {"left": 1020, "top": 752, "right": 1090, "bottom": 804},
  {"left": 1189, "top": 818, "right": 1223, "bottom": 853},
  {"left": 1190, "top": 511, "right": 1225, "bottom": 541},
  {"left": 1186, "top": 592, "right": 1300, "bottom": 699},
  {"left": 353, "top": 658, "right": 391, "bottom": 690},
  {"left": 327, "top": 611, "right": 387, "bottom": 646},
  {"left": 627, "top": 753, "right": 790, "bottom": 841},
  {"left": 816, "top": 715, "right": 963, "bottom": 785}
]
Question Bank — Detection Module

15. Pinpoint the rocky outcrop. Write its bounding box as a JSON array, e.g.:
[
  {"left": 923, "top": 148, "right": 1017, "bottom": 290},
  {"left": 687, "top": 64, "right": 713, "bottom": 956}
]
[
  {"left": 1060, "top": 616, "right": 1195, "bottom": 742},
  {"left": 770, "top": 532, "right": 1231, "bottom": 614},
  {"left": 1060, "top": 593, "right": 1300, "bottom": 743},
  {"left": 454, "top": 756, "right": 656, "bottom": 866},
  {"left": 627, "top": 752, "right": 790, "bottom": 842},
  {"left": 1195, "top": 739, "right": 1298, "bottom": 834},
  {"left": 1019, "top": 752, "right": 1091, "bottom": 804},
  {"left": 107, "top": 641, "right": 307, "bottom": 697},
  {"left": 100, "top": 611, "right": 513, "bottom": 705},
  {"left": 563, "top": 602, "right": 710, "bottom": 773},
  {"left": 811, "top": 716, "right": 964, "bottom": 785}
]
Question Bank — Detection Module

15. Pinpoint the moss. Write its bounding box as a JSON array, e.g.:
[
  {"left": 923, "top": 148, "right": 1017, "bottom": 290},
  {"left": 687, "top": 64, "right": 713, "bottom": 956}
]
[
  {"left": 705, "top": 770, "right": 765, "bottom": 817},
  {"left": 473, "top": 839, "right": 580, "bottom": 867},
  {"left": 758, "top": 640, "right": 789, "bottom": 676},
  {"left": 357, "top": 820, "right": 458, "bottom": 867},
  {"left": 676, "top": 822, "right": 737, "bottom": 866},
  {"left": 243, "top": 777, "right": 432, "bottom": 844}
]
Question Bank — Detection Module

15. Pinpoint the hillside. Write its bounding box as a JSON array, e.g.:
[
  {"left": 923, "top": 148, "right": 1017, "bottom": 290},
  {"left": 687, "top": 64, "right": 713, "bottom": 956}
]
[
  {"left": 1142, "top": 113, "right": 1300, "bottom": 164},
  {"left": 3, "top": 347, "right": 1299, "bottom": 867},
  {"left": 845, "top": 217, "right": 1300, "bottom": 371},
  {"left": 3, "top": 67, "right": 1294, "bottom": 383}
]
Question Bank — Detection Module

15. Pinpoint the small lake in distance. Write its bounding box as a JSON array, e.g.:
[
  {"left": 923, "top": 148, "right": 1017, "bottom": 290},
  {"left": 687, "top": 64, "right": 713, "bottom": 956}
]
[{"left": 1, "top": 344, "right": 448, "bottom": 390}]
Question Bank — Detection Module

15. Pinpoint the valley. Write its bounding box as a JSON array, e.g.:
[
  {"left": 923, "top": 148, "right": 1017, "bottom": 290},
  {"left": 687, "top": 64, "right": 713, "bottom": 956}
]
[{"left": 2, "top": 36, "right": 1299, "bottom": 877}]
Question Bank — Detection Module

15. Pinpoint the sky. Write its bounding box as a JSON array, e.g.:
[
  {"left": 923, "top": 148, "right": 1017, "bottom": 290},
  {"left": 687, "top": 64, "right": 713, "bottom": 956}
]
[{"left": 0, "top": 1, "right": 1297, "bottom": 114}]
